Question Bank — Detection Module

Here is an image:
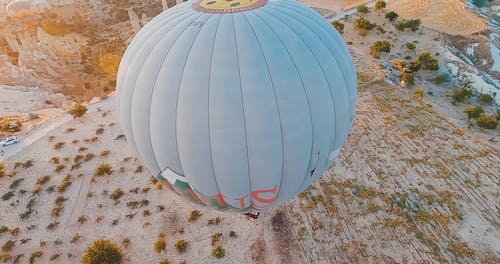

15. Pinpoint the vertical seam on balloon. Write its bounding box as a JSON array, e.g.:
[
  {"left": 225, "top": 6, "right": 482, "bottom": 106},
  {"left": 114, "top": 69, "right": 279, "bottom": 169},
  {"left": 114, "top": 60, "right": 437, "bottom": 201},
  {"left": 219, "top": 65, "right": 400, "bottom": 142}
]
[
  {"left": 242, "top": 12, "right": 284, "bottom": 209},
  {"left": 252, "top": 11, "right": 315, "bottom": 204},
  {"left": 206, "top": 14, "right": 224, "bottom": 203},
  {"left": 127, "top": 11, "right": 203, "bottom": 175},
  {"left": 272, "top": 2, "right": 355, "bottom": 112},
  {"left": 174, "top": 12, "right": 213, "bottom": 179},
  {"left": 269, "top": 2, "right": 355, "bottom": 151},
  {"left": 258, "top": 7, "right": 337, "bottom": 189},
  {"left": 118, "top": 7, "right": 194, "bottom": 156},
  {"left": 232, "top": 13, "right": 253, "bottom": 209},
  {"left": 118, "top": 7, "right": 192, "bottom": 116},
  {"left": 147, "top": 13, "right": 207, "bottom": 176}
]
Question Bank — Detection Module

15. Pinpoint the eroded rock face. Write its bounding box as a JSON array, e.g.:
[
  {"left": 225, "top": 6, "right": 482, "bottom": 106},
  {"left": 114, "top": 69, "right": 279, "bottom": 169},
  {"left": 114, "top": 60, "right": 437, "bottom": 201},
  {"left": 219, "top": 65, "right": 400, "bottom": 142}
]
[{"left": 0, "top": 55, "right": 39, "bottom": 87}]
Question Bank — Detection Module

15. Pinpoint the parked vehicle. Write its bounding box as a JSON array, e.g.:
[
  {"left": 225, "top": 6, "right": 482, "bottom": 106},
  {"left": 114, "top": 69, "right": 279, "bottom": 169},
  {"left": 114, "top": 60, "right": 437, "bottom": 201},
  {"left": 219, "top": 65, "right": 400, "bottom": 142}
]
[{"left": 0, "top": 136, "right": 20, "bottom": 146}]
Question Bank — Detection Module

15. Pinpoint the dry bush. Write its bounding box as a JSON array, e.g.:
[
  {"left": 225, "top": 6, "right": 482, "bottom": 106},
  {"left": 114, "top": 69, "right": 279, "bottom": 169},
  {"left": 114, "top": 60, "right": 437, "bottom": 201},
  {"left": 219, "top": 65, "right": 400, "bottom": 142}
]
[
  {"left": 110, "top": 189, "right": 124, "bottom": 201},
  {"left": 77, "top": 216, "right": 88, "bottom": 225},
  {"left": 57, "top": 174, "right": 72, "bottom": 193},
  {"left": 208, "top": 217, "right": 222, "bottom": 225},
  {"left": 2, "top": 191, "right": 14, "bottom": 201},
  {"left": 54, "top": 165, "right": 66, "bottom": 174},
  {"left": 71, "top": 234, "right": 83, "bottom": 244},
  {"left": 95, "top": 164, "right": 113, "bottom": 177},
  {"left": 0, "top": 162, "right": 6, "bottom": 178},
  {"left": 37, "top": 176, "right": 50, "bottom": 185},
  {"left": 100, "top": 150, "right": 111, "bottom": 157},
  {"left": 54, "top": 142, "right": 65, "bottom": 150},
  {"left": 154, "top": 233, "right": 166, "bottom": 253},
  {"left": 68, "top": 103, "right": 88, "bottom": 118},
  {"left": 2, "top": 240, "right": 15, "bottom": 252},
  {"left": 211, "top": 233, "right": 222, "bottom": 246},
  {"left": 143, "top": 210, "right": 151, "bottom": 217},
  {"left": 175, "top": 240, "right": 188, "bottom": 253},
  {"left": 29, "top": 251, "right": 43, "bottom": 264},
  {"left": 188, "top": 210, "right": 201, "bottom": 222},
  {"left": 81, "top": 239, "right": 123, "bottom": 264},
  {"left": 121, "top": 238, "right": 130, "bottom": 248},
  {"left": 212, "top": 244, "right": 225, "bottom": 259}
]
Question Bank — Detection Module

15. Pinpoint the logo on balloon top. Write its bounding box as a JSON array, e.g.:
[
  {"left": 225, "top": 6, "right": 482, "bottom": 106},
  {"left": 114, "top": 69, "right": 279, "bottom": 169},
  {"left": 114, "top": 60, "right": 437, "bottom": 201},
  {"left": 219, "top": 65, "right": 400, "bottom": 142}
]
[{"left": 193, "top": 0, "right": 268, "bottom": 14}]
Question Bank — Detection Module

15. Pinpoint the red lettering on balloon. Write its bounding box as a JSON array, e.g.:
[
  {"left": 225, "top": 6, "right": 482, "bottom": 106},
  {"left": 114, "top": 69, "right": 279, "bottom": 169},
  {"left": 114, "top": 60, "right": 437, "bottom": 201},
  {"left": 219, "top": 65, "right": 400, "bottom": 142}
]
[
  {"left": 234, "top": 195, "right": 248, "bottom": 209},
  {"left": 214, "top": 193, "right": 227, "bottom": 207},
  {"left": 252, "top": 185, "right": 278, "bottom": 204}
]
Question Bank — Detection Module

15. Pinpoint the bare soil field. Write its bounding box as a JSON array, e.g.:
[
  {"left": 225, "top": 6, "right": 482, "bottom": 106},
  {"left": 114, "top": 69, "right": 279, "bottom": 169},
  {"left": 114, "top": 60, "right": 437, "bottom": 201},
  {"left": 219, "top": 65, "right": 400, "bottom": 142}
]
[{"left": 386, "top": 0, "right": 488, "bottom": 36}]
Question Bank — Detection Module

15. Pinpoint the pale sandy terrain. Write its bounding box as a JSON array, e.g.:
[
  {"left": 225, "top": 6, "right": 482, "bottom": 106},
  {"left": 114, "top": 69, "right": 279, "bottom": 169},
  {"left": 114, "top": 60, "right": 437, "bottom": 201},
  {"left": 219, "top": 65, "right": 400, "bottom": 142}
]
[
  {"left": 300, "top": 0, "right": 373, "bottom": 11},
  {"left": 0, "top": 56, "right": 499, "bottom": 264},
  {"left": 386, "top": 0, "right": 488, "bottom": 36}
]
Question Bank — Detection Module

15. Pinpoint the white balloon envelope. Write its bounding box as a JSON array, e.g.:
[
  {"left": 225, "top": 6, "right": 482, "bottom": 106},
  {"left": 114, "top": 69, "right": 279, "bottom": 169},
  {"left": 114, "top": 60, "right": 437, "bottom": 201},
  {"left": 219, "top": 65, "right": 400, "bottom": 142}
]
[{"left": 116, "top": 0, "right": 357, "bottom": 212}]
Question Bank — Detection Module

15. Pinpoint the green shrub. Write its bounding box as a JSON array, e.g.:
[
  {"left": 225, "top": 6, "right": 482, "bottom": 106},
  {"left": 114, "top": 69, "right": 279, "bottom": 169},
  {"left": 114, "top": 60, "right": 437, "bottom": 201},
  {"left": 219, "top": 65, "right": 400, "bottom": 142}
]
[
  {"left": 395, "top": 19, "right": 421, "bottom": 31},
  {"left": 385, "top": 11, "right": 398, "bottom": 21},
  {"left": 212, "top": 244, "right": 225, "bottom": 259},
  {"left": 409, "top": 60, "right": 422, "bottom": 72},
  {"left": 479, "top": 94, "right": 494, "bottom": 105},
  {"left": 331, "top": 20, "right": 344, "bottom": 34},
  {"left": 357, "top": 5, "right": 369, "bottom": 14},
  {"left": 417, "top": 52, "right": 439, "bottom": 71},
  {"left": 452, "top": 87, "right": 473, "bottom": 103},
  {"left": 375, "top": 0, "right": 387, "bottom": 10},
  {"left": 477, "top": 115, "right": 498, "bottom": 129},
  {"left": 370, "top": 40, "right": 391, "bottom": 58},
  {"left": 400, "top": 72, "right": 415, "bottom": 86},
  {"left": 464, "top": 106, "right": 484, "bottom": 120},
  {"left": 354, "top": 18, "right": 377, "bottom": 31},
  {"left": 406, "top": 42, "right": 416, "bottom": 51},
  {"left": 434, "top": 74, "right": 448, "bottom": 84},
  {"left": 81, "top": 239, "right": 123, "bottom": 264}
]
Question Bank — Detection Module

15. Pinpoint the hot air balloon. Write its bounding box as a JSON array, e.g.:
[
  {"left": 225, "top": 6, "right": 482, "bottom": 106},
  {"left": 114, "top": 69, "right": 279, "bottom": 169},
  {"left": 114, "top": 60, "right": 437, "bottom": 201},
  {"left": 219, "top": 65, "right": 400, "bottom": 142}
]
[
  {"left": 6, "top": 0, "right": 37, "bottom": 20},
  {"left": 116, "top": 0, "right": 357, "bottom": 213}
]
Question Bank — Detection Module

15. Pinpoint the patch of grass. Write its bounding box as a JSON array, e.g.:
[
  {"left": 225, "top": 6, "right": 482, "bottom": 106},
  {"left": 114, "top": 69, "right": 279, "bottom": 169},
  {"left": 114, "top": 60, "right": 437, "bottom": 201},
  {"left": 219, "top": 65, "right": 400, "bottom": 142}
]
[
  {"left": 54, "top": 142, "right": 65, "bottom": 150},
  {"left": 212, "top": 244, "right": 225, "bottom": 259},
  {"left": 57, "top": 174, "right": 72, "bottom": 193}
]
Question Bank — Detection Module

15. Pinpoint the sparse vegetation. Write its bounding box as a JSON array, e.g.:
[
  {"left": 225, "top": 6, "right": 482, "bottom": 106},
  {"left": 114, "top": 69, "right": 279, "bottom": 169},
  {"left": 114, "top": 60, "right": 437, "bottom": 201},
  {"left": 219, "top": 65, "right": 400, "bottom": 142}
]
[
  {"left": 354, "top": 18, "right": 377, "bottom": 32},
  {"left": 57, "top": 174, "right": 72, "bottom": 193},
  {"left": 400, "top": 72, "right": 415, "bottom": 86},
  {"left": 405, "top": 42, "right": 416, "bottom": 51},
  {"left": 0, "top": 162, "right": 6, "bottom": 178},
  {"left": 68, "top": 103, "right": 88, "bottom": 118},
  {"left": 81, "top": 239, "right": 123, "bottom": 264},
  {"left": 434, "top": 74, "right": 448, "bottom": 84},
  {"left": 414, "top": 88, "right": 425, "bottom": 99},
  {"left": 418, "top": 52, "right": 439, "bottom": 71}
]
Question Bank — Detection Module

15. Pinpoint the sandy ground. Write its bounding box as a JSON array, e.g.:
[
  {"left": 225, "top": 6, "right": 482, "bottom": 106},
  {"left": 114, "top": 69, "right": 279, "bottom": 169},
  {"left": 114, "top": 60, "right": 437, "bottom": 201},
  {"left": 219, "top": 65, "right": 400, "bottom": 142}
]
[
  {"left": 0, "top": 65, "right": 498, "bottom": 263},
  {"left": 300, "top": 0, "right": 373, "bottom": 11},
  {"left": 386, "top": 0, "right": 488, "bottom": 36}
]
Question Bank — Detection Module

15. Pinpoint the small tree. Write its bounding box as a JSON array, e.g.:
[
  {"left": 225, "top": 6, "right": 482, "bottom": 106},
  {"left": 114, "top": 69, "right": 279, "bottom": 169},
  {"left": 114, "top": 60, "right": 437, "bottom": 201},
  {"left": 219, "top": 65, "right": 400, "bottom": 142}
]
[
  {"left": 81, "top": 239, "right": 123, "bottom": 264},
  {"left": 375, "top": 0, "right": 387, "bottom": 10},
  {"left": 354, "top": 18, "right": 377, "bottom": 31},
  {"left": 370, "top": 40, "right": 391, "bottom": 58},
  {"left": 67, "top": 103, "right": 88, "bottom": 118},
  {"left": 212, "top": 244, "right": 225, "bottom": 259},
  {"left": 476, "top": 115, "right": 498, "bottom": 129},
  {"left": 331, "top": 20, "right": 344, "bottom": 34},
  {"left": 357, "top": 5, "right": 369, "bottom": 14},
  {"left": 479, "top": 94, "right": 494, "bottom": 105},
  {"left": 464, "top": 106, "right": 484, "bottom": 120},
  {"left": 385, "top": 11, "right": 399, "bottom": 21},
  {"left": 175, "top": 240, "right": 188, "bottom": 253},
  {"left": 409, "top": 60, "right": 422, "bottom": 72}
]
